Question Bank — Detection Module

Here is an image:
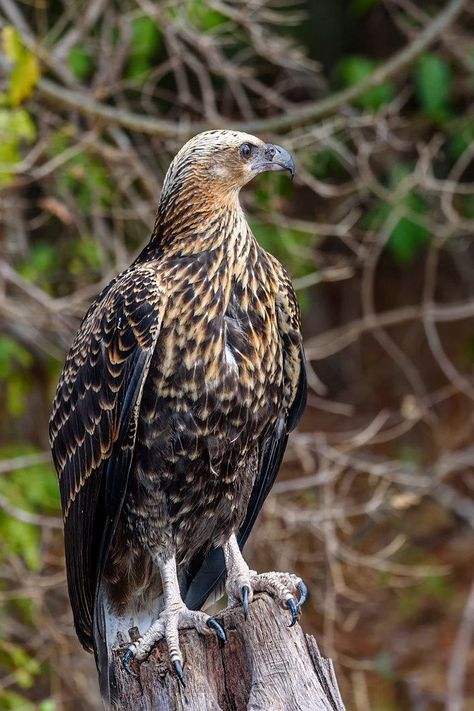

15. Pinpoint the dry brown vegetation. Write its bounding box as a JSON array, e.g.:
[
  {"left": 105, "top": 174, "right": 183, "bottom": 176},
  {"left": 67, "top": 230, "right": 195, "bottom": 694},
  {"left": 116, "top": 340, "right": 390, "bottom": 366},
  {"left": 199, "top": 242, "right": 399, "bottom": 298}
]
[{"left": 0, "top": 1, "right": 473, "bottom": 709}]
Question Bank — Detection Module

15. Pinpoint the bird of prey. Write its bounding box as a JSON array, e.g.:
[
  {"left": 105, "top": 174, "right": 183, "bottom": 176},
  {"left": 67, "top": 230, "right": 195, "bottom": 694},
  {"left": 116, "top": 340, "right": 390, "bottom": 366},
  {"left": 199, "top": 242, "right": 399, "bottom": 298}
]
[{"left": 49, "top": 130, "right": 307, "bottom": 702}]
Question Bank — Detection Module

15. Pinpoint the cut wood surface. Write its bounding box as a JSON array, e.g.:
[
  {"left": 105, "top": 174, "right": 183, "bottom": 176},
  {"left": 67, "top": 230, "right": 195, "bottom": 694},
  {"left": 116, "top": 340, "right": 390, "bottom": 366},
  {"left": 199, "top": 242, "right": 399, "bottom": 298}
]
[{"left": 110, "top": 594, "right": 346, "bottom": 711}]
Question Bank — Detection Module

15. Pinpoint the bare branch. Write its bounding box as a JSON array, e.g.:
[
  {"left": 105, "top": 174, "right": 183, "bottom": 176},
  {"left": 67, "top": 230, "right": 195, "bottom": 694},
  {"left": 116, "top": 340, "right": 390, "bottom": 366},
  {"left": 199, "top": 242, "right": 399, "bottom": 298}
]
[{"left": 36, "top": 0, "right": 467, "bottom": 136}]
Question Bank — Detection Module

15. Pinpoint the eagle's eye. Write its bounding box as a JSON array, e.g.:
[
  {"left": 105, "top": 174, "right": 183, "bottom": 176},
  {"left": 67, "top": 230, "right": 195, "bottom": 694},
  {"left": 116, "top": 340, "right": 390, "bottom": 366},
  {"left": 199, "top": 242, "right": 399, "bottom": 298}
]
[{"left": 239, "top": 143, "right": 253, "bottom": 160}]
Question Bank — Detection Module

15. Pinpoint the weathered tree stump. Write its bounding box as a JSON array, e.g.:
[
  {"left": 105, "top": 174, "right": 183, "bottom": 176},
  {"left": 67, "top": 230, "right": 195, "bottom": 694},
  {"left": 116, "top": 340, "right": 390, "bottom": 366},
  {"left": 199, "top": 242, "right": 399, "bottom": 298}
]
[{"left": 111, "top": 594, "right": 346, "bottom": 710}]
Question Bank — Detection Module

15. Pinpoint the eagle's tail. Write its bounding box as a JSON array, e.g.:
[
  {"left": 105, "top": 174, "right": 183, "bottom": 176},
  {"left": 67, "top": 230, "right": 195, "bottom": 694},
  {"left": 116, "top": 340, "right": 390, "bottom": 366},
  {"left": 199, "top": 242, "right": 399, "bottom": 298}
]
[{"left": 93, "top": 583, "right": 160, "bottom": 707}]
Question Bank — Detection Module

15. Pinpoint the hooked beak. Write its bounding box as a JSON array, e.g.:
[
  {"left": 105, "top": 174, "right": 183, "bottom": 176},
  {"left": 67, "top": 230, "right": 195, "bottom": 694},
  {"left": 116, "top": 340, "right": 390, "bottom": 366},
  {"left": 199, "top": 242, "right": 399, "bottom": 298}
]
[{"left": 252, "top": 143, "right": 296, "bottom": 178}]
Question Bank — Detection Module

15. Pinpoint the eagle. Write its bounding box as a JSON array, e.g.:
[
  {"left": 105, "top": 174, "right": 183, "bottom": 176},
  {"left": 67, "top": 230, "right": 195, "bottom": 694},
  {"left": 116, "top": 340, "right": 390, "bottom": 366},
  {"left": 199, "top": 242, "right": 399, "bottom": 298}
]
[{"left": 49, "top": 130, "right": 307, "bottom": 702}]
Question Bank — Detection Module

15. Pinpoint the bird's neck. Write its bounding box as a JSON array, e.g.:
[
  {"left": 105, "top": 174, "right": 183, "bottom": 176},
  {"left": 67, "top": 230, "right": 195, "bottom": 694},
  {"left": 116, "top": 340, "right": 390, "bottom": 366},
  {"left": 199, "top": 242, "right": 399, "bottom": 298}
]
[{"left": 147, "top": 186, "right": 251, "bottom": 256}]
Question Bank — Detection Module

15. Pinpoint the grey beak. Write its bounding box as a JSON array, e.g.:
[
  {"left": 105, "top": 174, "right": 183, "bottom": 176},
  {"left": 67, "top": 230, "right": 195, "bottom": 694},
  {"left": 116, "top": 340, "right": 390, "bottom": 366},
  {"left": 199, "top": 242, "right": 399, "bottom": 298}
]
[
  {"left": 265, "top": 144, "right": 296, "bottom": 178},
  {"left": 252, "top": 144, "right": 296, "bottom": 178}
]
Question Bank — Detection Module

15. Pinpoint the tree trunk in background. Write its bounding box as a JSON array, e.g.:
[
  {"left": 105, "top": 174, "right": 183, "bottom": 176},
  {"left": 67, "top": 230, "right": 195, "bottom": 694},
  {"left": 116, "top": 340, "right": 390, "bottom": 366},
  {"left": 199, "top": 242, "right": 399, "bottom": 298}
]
[{"left": 110, "top": 594, "right": 346, "bottom": 710}]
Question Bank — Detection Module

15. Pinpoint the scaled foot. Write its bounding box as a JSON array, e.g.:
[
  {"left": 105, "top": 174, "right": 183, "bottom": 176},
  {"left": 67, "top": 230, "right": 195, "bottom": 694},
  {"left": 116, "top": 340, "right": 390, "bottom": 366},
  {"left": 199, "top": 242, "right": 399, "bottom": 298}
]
[
  {"left": 123, "top": 604, "right": 225, "bottom": 685},
  {"left": 224, "top": 535, "right": 307, "bottom": 626}
]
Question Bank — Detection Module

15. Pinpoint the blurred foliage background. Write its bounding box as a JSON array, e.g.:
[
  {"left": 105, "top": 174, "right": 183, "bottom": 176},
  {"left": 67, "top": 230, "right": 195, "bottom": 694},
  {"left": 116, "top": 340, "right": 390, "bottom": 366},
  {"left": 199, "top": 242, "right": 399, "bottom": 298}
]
[{"left": 0, "top": 0, "right": 473, "bottom": 709}]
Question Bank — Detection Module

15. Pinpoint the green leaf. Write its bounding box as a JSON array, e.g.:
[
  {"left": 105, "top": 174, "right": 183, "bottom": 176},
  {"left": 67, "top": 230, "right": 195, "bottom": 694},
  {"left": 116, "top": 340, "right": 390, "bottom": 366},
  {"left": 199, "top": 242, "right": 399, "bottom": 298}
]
[
  {"left": 68, "top": 46, "right": 93, "bottom": 80},
  {"left": 131, "top": 17, "right": 161, "bottom": 58},
  {"left": 0, "top": 690, "right": 36, "bottom": 710},
  {"left": 308, "top": 148, "right": 346, "bottom": 180},
  {"left": 0, "top": 515, "right": 40, "bottom": 570},
  {"left": 2, "top": 27, "right": 40, "bottom": 106},
  {"left": 388, "top": 216, "right": 430, "bottom": 264},
  {"left": 0, "top": 336, "right": 32, "bottom": 379},
  {"left": 10, "top": 108, "right": 36, "bottom": 141},
  {"left": 61, "top": 153, "right": 112, "bottom": 210},
  {"left": 0, "top": 139, "right": 19, "bottom": 186},
  {"left": 0, "top": 445, "right": 59, "bottom": 513},
  {"left": 0, "top": 107, "right": 36, "bottom": 142},
  {"left": 7, "top": 375, "right": 32, "bottom": 418},
  {"left": 72, "top": 238, "right": 103, "bottom": 271},
  {"left": 9, "top": 53, "right": 40, "bottom": 105},
  {"left": 448, "top": 118, "right": 474, "bottom": 159},
  {"left": 379, "top": 162, "right": 431, "bottom": 264},
  {"left": 188, "top": 0, "right": 227, "bottom": 29},
  {"left": 131, "top": 16, "right": 161, "bottom": 57},
  {"left": 333, "top": 56, "right": 394, "bottom": 111},
  {"left": 126, "top": 16, "right": 161, "bottom": 77},
  {"left": 31, "top": 242, "right": 60, "bottom": 274},
  {"left": 0, "top": 107, "right": 36, "bottom": 184},
  {"left": 0, "top": 445, "right": 58, "bottom": 570},
  {"left": 39, "top": 702, "right": 57, "bottom": 711},
  {"left": 362, "top": 162, "right": 432, "bottom": 265},
  {"left": 9, "top": 595, "right": 35, "bottom": 626},
  {"left": 18, "top": 242, "right": 60, "bottom": 291},
  {"left": 414, "top": 53, "right": 452, "bottom": 122},
  {"left": 2, "top": 26, "right": 23, "bottom": 63}
]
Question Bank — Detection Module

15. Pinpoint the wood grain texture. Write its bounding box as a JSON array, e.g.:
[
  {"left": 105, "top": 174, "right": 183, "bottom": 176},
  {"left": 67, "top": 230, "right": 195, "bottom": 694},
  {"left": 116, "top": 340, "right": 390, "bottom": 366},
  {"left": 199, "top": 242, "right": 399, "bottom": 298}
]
[{"left": 110, "top": 594, "right": 346, "bottom": 711}]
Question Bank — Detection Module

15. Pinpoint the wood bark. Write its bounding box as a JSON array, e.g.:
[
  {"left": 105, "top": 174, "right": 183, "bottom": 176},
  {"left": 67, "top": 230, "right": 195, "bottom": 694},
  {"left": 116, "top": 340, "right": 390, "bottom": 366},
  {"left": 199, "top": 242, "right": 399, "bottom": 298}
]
[{"left": 110, "top": 594, "right": 346, "bottom": 711}]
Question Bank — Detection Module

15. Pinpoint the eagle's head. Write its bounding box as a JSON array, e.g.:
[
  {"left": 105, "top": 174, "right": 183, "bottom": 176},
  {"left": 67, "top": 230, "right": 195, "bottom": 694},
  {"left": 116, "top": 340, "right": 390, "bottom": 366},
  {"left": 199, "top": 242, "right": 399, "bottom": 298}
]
[{"left": 161, "top": 130, "right": 295, "bottom": 203}]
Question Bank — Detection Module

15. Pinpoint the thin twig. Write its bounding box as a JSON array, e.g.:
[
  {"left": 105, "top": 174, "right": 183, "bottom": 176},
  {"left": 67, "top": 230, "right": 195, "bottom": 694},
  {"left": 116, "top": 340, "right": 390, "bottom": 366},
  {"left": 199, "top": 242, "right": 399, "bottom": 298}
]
[
  {"left": 0, "top": 494, "right": 62, "bottom": 529},
  {"left": 36, "top": 0, "right": 467, "bottom": 137}
]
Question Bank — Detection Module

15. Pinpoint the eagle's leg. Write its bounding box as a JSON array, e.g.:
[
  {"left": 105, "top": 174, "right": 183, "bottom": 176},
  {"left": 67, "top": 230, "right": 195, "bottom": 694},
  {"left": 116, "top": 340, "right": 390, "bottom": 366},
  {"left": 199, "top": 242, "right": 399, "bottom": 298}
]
[
  {"left": 223, "top": 534, "right": 307, "bottom": 626},
  {"left": 123, "top": 555, "right": 226, "bottom": 685}
]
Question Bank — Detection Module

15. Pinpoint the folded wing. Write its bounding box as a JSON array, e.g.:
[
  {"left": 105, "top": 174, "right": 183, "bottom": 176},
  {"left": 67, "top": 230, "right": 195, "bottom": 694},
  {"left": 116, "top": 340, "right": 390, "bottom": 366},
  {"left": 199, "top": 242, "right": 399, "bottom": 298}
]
[{"left": 49, "top": 267, "right": 166, "bottom": 651}]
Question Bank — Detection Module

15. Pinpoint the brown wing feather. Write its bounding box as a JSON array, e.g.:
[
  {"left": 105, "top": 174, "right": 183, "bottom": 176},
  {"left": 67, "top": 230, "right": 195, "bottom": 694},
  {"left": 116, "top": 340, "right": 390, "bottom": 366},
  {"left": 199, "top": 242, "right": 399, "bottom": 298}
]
[{"left": 49, "top": 265, "right": 166, "bottom": 650}]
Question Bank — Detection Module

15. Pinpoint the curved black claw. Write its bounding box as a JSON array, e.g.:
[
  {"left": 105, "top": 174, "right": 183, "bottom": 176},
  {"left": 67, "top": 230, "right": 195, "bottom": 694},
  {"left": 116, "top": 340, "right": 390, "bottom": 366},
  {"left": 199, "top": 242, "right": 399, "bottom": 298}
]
[
  {"left": 241, "top": 585, "right": 250, "bottom": 620},
  {"left": 207, "top": 617, "right": 227, "bottom": 643},
  {"left": 172, "top": 659, "right": 186, "bottom": 688},
  {"left": 287, "top": 597, "right": 299, "bottom": 627},
  {"left": 123, "top": 648, "right": 137, "bottom": 677},
  {"left": 297, "top": 580, "right": 308, "bottom": 608}
]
